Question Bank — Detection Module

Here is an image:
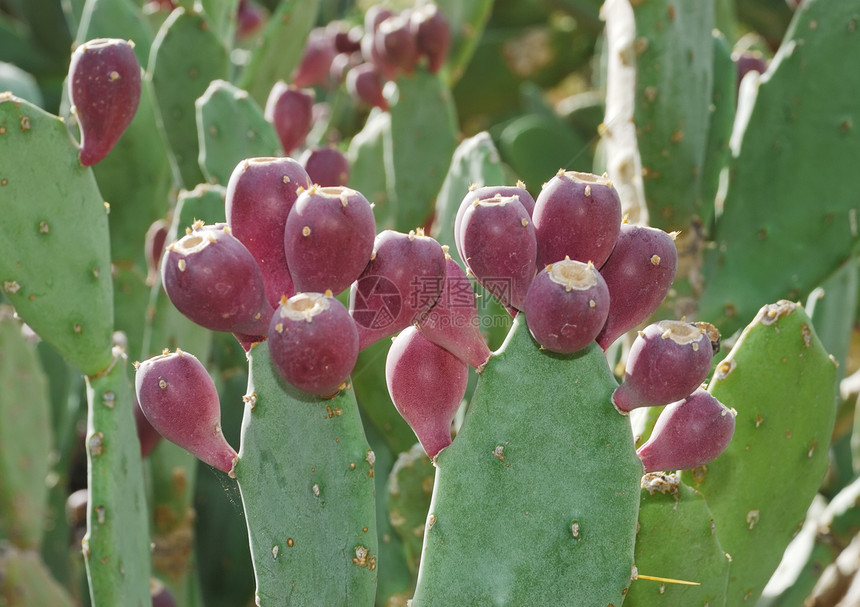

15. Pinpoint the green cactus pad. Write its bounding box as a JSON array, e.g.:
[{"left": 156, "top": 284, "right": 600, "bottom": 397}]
[
  {"left": 434, "top": 0, "right": 493, "bottom": 83},
  {"left": 0, "top": 308, "right": 53, "bottom": 550},
  {"left": 83, "top": 349, "right": 151, "bottom": 607},
  {"left": 196, "top": 79, "right": 281, "bottom": 186},
  {"left": 237, "top": 0, "right": 320, "bottom": 105},
  {"left": 632, "top": 0, "right": 714, "bottom": 232},
  {"left": 411, "top": 315, "right": 641, "bottom": 605},
  {"left": 235, "top": 341, "right": 377, "bottom": 606},
  {"left": 624, "top": 472, "right": 730, "bottom": 607},
  {"left": 699, "top": 0, "right": 860, "bottom": 335},
  {"left": 347, "top": 110, "right": 391, "bottom": 229},
  {"left": 385, "top": 69, "right": 458, "bottom": 232},
  {"left": 682, "top": 300, "right": 838, "bottom": 604},
  {"left": 149, "top": 7, "right": 229, "bottom": 189},
  {"left": 0, "top": 545, "right": 75, "bottom": 607},
  {"left": 0, "top": 93, "right": 114, "bottom": 376},
  {"left": 388, "top": 443, "right": 436, "bottom": 577}
]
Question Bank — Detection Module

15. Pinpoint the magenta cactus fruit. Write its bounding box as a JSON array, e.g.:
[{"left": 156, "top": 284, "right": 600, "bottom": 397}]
[
  {"left": 375, "top": 14, "right": 419, "bottom": 74},
  {"left": 458, "top": 193, "right": 537, "bottom": 311},
  {"left": 225, "top": 157, "right": 312, "bottom": 307},
  {"left": 236, "top": 0, "right": 265, "bottom": 38},
  {"left": 385, "top": 326, "right": 469, "bottom": 458},
  {"left": 144, "top": 218, "right": 169, "bottom": 286},
  {"left": 300, "top": 146, "right": 351, "bottom": 187},
  {"left": 346, "top": 62, "right": 389, "bottom": 110},
  {"left": 361, "top": 6, "right": 399, "bottom": 79},
  {"left": 418, "top": 253, "right": 491, "bottom": 369},
  {"left": 264, "top": 81, "right": 315, "bottom": 154},
  {"left": 523, "top": 258, "right": 610, "bottom": 354},
  {"left": 133, "top": 395, "right": 162, "bottom": 458},
  {"left": 283, "top": 185, "right": 376, "bottom": 296},
  {"left": 595, "top": 224, "right": 678, "bottom": 350},
  {"left": 328, "top": 20, "right": 363, "bottom": 54},
  {"left": 532, "top": 170, "right": 623, "bottom": 269},
  {"left": 267, "top": 292, "right": 359, "bottom": 396},
  {"left": 291, "top": 27, "right": 336, "bottom": 88},
  {"left": 612, "top": 320, "right": 716, "bottom": 413},
  {"left": 636, "top": 387, "right": 737, "bottom": 472},
  {"left": 349, "top": 229, "right": 447, "bottom": 350},
  {"left": 68, "top": 38, "right": 142, "bottom": 166},
  {"left": 453, "top": 182, "right": 535, "bottom": 258},
  {"left": 410, "top": 3, "right": 451, "bottom": 73},
  {"left": 161, "top": 223, "right": 272, "bottom": 336},
  {"left": 134, "top": 349, "right": 238, "bottom": 474}
]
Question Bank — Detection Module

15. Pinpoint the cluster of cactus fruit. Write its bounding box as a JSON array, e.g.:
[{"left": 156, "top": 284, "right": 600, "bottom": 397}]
[
  {"left": 1, "top": 0, "right": 859, "bottom": 606},
  {"left": 135, "top": 159, "right": 736, "bottom": 476}
]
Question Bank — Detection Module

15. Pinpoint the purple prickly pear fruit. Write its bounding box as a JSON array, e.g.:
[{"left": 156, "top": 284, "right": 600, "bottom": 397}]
[
  {"left": 330, "top": 51, "right": 361, "bottom": 84},
  {"left": 237, "top": 0, "right": 265, "bottom": 38},
  {"left": 595, "top": 224, "right": 678, "bottom": 350},
  {"left": 225, "top": 157, "right": 312, "bottom": 307},
  {"left": 458, "top": 194, "right": 537, "bottom": 311},
  {"left": 375, "top": 14, "right": 419, "bottom": 74},
  {"left": 292, "top": 27, "right": 336, "bottom": 88},
  {"left": 283, "top": 185, "right": 375, "bottom": 296},
  {"left": 385, "top": 326, "right": 469, "bottom": 458},
  {"left": 144, "top": 218, "right": 169, "bottom": 286},
  {"left": 349, "top": 229, "right": 447, "bottom": 350},
  {"left": 346, "top": 62, "right": 389, "bottom": 110},
  {"left": 300, "top": 146, "right": 351, "bottom": 187},
  {"left": 150, "top": 578, "right": 177, "bottom": 607},
  {"left": 267, "top": 292, "right": 359, "bottom": 396},
  {"left": 361, "top": 6, "right": 399, "bottom": 79},
  {"left": 161, "top": 223, "right": 273, "bottom": 336},
  {"left": 410, "top": 3, "right": 451, "bottom": 74},
  {"left": 636, "top": 387, "right": 736, "bottom": 472},
  {"left": 264, "top": 81, "right": 315, "bottom": 154},
  {"left": 532, "top": 170, "right": 623, "bottom": 269},
  {"left": 134, "top": 349, "right": 238, "bottom": 474},
  {"left": 134, "top": 395, "right": 162, "bottom": 458},
  {"left": 328, "top": 20, "right": 363, "bottom": 54},
  {"left": 68, "top": 38, "right": 142, "bottom": 166},
  {"left": 612, "top": 320, "right": 716, "bottom": 413},
  {"left": 453, "top": 182, "right": 535, "bottom": 258},
  {"left": 523, "top": 258, "right": 610, "bottom": 354},
  {"left": 418, "top": 252, "right": 491, "bottom": 369}
]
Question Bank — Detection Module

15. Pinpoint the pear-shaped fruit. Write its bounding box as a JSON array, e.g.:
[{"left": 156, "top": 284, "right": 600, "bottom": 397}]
[
  {"left": 386, "top": 326, "right": 469, "bottom": 458},
  {"left": 135, "top": 349, "right": 237, "bottom": 474},
  {"left": 69, "top": 38, "right": 141, "bottom": 165}
]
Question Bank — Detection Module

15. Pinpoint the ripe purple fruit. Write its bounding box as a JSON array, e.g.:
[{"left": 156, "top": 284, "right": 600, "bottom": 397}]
[
  {"left": 595, "top": 224, "right": 678, "bottom": 350},
  {"left": 612, "top": 320, "right": 716, "bottom": 413},
  {"left": 225, "top": 157, "right": 313, "bottom": 307},
  {"left": 418, "top": 253, "right": 491, "bottom": 369},
  {"left": 349, "top": 229, "right": 447, "bottom": 350},
  {"left": 134, "top": 349, "right": 238, "bottom": 474},
  {"left": 346, "top": 62, "right": 389, "bottom": 111},
  {"left": 453, "top": 182, "right": 535, "bottom": 260},
  {"left": 458, "top": 194, "right": 537, "bottom": 311},
  {"left": 68, "top": 38, "right": 141, "bottom": 166},
  {"left": 264, "top": 81, "right": 315, "bottom": 154},
  {"left": 267, "top": 292, "right": 359, "bottom": 396},
  {"left": 385, "top": 326, "right": 469, "bottom": 458},
  {"left": 524, "top": 258, "right": 610, "bottom": 354},
  {"left": 410, "top": 3, "right": 451, "bottom": 74},
  {"left": 283, "top": 185, "right": 376, "bottom": 296},
  {"left": 291, "top": 27, "right": 336, "bottom": 88},
  {"left": 300, "top": 146, "right": 351, "bottom": 187},
  {"left": 375, "top": 14, "right": 419, "bottom": 74},
  {"left": 636, "top": 387, "right": 737, "bottom": 472},
  {"left": 532, "top": 170, "right": 623, "bottom": 269},
  {"left": 134, "top": 396, "right": 162, "bottom": 458},
  {"left": 161, "top": 223, "right": 272, "bottom": 336}
]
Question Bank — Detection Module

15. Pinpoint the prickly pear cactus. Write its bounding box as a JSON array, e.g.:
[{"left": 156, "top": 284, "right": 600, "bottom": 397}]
[{"left": 412, "top": 316, "right": 642, "bottom": 605}]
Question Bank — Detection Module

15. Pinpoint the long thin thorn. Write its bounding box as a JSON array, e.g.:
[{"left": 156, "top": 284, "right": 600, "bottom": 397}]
[{"left": 636, "top": 574, "right": 701, "bottom": 586}]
